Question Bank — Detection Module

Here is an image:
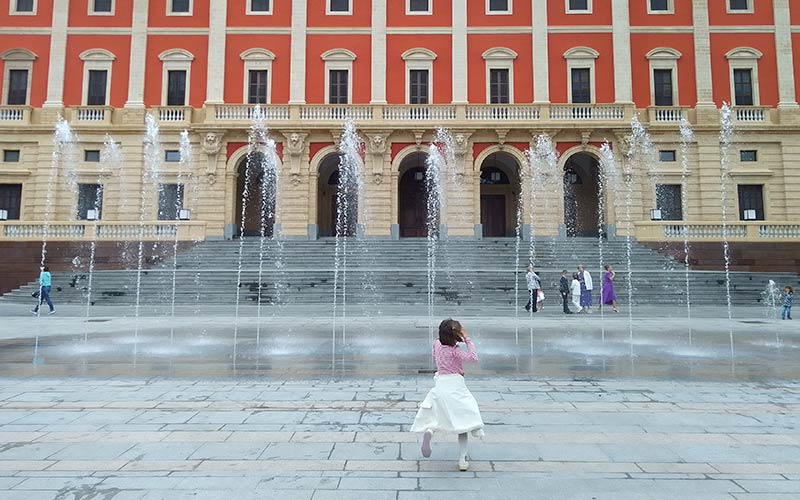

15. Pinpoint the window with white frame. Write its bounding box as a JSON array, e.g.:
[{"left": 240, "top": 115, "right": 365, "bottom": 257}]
[
  {"left": 80, "top": 49, "right": 115, "bottom": 106},
  {"left": 564, "top": 47, "right": 598, "bottom": 103},
  {"left": 169, "top": 0, "right": 192, "bottom": 15},
  {"left": 566, "top": 0, "right": 591, "bottom": 13},
  {"left": 328, "top": 0, "right": 351, "bottom": 14},
  {"left": 727, "top": 0, "right": 752, "bottom": 13},
  {"left": 90, "top": 0, "right": 113, "bottom": 15},
  {"left": 248, "top": 0, "right": 271, "bottom": 14},
  {"left": 158, "top": 184, "right": 184, "bottom": 220},
  {"left": 407, "top": 0, "right": 431, "bottom": 14},
  {"left": 76, "top": 183, "right": 103, "bottom": 220},
  {"left": 726, "top": 47, "right": 761, "bottom": 106},
  {"left": 1, "top": 49, "right": 36, "bottom": 106},
  {"left": 646, "top": 47, "right": 680, "bottom": 107},
  {"left": 322, "top": 49, "right": 355, "bottom": 104},
  {"left": 0, "top": 184, "right": 22, "bottom": 220},
  {"left": 483, "top": 48, "right": 516, "bottom": 104},
  {"left": 159, "top": 49, "right": 194, "bottom": 106},
  {"left": 10, "top": 0, "right": 36, "bottom": 14},
  {"left": 402, "top": 48, "right": 436, "bottom": 105},
  {"left": 487, "top": 0, "right": 511, "bottom": 14},
  {"left": 740, "top": 150, "right": 758, "bottom": 162},
  {"left": 648, "top": 0, "right": 672, "bottom": 14},
  {"left": 241, "top": 49, "right": 275, "bottom": 104}
]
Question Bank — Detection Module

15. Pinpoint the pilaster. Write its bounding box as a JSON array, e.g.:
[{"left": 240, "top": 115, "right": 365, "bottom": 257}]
[
  {"left": 452, "top": 0, "right": 468, "bottom": 104},
  {"left": 532, "top": 0, "right": 550, "bottom": 103},
  {"left": 43, "top": 0, "right": 70, "bottom": 109},
  {"left": 611, "top": 0, "right": 632, "bottom": 103},
  {"left": 125, "top": 0, "right": 149, "bottom": 110},
  {"left": 205, "top": 0, "right": 228, "bottom": 104},
  {"left": 692, "top": 0, "right": 717, "bottom": 121},
  {"left": 371, "top": 0, "right": 387, "bottom": 104},
  {"left": 289, "top": 0, "right": 308, "bottom": 104}
]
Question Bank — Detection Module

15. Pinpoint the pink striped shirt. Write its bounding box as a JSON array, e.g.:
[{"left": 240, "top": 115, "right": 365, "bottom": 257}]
[{"left": 433, "top": 339, "right": 478, "bottom": 376}]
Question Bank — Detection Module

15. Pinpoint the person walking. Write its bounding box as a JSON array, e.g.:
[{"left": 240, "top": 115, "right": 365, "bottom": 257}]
[
  {"left": 601, "top": 264, "right": 619, "bottom": 313},
  {"left": 782, "top": 286, "right": 793, "bottom": 320},
  {"left": 570, "top": 272, "right": 583, "bottom": 313},
  {"left": 525, "top": 265, "right": 541, "bottom": 312},
  {"left": 411, "top": 319, "right": 485, "bottom": 471},
  {"left": 32, "top": 266, "right": 55, "bottom": 316},
  {"left": 578, "top": 264, "right": 593, "bottom": 313},
  {"left": 559, "top": 270, "right": 573, "bottom": 314}
]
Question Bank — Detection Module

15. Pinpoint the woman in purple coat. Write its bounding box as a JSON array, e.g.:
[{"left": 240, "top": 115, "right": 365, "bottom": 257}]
[{"left": 601, "top": 264, "right": 619, "bottom": 313}]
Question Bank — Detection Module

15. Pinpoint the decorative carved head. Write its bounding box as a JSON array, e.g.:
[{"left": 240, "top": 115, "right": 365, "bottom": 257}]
[{"left": 201, "top": 132, "right": 222, "bottom": 154}]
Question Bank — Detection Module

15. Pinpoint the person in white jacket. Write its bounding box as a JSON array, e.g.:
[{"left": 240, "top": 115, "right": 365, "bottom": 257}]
[
  {"left": 570, "top": 273, "right": 583, "bottom": 313},
  {"left": 578, "top": 264, "right": 593, "bottom": 313}
]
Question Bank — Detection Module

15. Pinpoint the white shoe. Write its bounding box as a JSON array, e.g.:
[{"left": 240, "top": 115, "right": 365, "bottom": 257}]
[
  {"left": 48, "top": 310, "right": 56, "bottom": 315},
  {"left": 458, "top": 458, "right": 469, "bottom": 471}
]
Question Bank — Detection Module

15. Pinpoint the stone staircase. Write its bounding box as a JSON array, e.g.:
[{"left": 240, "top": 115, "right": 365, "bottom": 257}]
[{"left": 1, "top": 238, "right": 797, "bottom": 307}]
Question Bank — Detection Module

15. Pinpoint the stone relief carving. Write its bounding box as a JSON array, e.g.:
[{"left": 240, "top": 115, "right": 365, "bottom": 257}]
[
  {"left": 373, "top": 172, "right": 383, "bottom": 185},
  {"left": 201, "top": 132, "right": 223, "bottom": 155},
  {"left": 284, "top": 132, "right": 308, "bottom": 157},
  {"left": 366, "top": 132, "right": 390, "bottom": 156}
]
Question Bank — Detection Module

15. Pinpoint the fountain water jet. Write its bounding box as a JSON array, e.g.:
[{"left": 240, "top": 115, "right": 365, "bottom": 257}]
[
  {"left": 719, "top": 103, "right": 736, "bottom": 359},
  {"left": 679, "top": 118, "right": 695, "bottom": 345},
  {"left": 425, "top": 141, "right": 446, "bottom": 345},
  {"left": 167, "top": 130, "right": 193, "bottom": 343},
  {"left": 597, "top": 142, "right": 618, "bottom": 343}
]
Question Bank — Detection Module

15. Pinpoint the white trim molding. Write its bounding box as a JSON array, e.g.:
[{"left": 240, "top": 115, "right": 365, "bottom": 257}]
[
  {"left": 79, "top": 49, "right": 115, "bottom": 106},
  {"left": 1, "top": 48, "right": 36, "bottom": 106},
  {"left": 241, "top": 48, "right": 275, "bottom": 104},
  {"left": 646, "top": 47, "right": 681, "bottom": 106},
  {"left": 402, "top": 48, "right": 437, "bottom": 104},
  {"left": 726, "top": 47, "right": 762, "bottom": 106},
  {"left": 564, "top": 46, "right": 598, "bottom": 104},
  {"left": 159, "top": 49, "right": 194, "bottom": 106},
  {"left": 322, "top": 49, "right": 356, "bottom": 104},
  {"left": 483, "top": 47, "right": 517, "bottom": 104}
]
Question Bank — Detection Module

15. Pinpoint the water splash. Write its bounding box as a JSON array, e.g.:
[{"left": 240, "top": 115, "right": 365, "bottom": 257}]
[
  {"left": 426, "top": 140, "right": 446, "bottom": 345},
  {"left": 168, "top": 130, "right": 192, "bottom": 343},
  {"left": 719, "top": 103, "right": 735, "bottom": 359},
  {"left": 597, "top": 142, "right": 618, "bottom": 343},
  {"left": 679, "top": 118, "right": 695, "bottom": 345}
]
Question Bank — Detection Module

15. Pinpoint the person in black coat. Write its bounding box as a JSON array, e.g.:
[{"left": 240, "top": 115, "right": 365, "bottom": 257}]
[{"left": 559, "top": 269, "right": 573, "bottom": 314}]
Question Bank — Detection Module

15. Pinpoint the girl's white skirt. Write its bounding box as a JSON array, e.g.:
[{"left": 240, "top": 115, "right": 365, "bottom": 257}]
[{"left": 410, "top": 373, "right": 485, "bottom": 436}]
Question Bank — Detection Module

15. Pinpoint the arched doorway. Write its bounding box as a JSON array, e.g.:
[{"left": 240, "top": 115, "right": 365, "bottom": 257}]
[
  {"left": 398, "top": 152, "right": 428, "bottom": 237},
  {"left": 479, "top": 152, "right": 521, "bottom": 237},
  {"left": 317, "top": 153, "right": 357, "bottom": 237},
  {"left": 235, "top": 152, "right": 276, "bottom": 237},
  {"left": 563, "top": 152, "right": 600, "bottom": 237}
]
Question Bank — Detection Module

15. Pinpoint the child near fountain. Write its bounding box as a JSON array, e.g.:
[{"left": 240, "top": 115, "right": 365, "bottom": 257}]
[
  {"left": 783, "top": 286, "right": 793, "bottom": 320},
  {"left": 411, "top": 319, "right": 484, "bottom": 471},
  {"left": 570, "top": 273, "right": 583, "bottom": 313}
]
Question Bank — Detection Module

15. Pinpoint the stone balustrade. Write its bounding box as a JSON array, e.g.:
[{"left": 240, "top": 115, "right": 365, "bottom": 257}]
[
  {"left": 635, "top": 221, "right": 800, "bottom": 242},
  {"left": 0, "top": 221, "right": 207, "bottom": 242}
]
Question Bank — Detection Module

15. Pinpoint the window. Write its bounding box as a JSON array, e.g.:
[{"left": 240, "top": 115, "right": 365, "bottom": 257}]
[
  {"left": 659, "top": 150, "right": 676, "bottom": 162},
  {"left": 328, "top": 0, "right": 350, "bottom": 14},
  {"left": 249, "top": 0, "right": 270, "bottom": 13},
  {"left": 656, "top": 185, "right": 682, "bottom": 221},
  {"left": 738, "top": 184, "right": 764, "bottom": 220},
  {"left": 3, "top": 150, "right": 20, "bottom": 162},
  {"left": 728, "top": 0, "right": 751, "bottom": 12},
  {"left": 733, "top": 69, "right": 753, "bottom": 106},
  {"left": 167, "top": 70, "right": 187, "bottom": 106},
  {"left": 740, "top": 150, "right": 757, "bottom": 162},
  {"left": 91, "top": 0, "right": 113, "bottom": 14},
  {"left": 487, "top": 0, "right": 510, "bottom": 14},
  {"left": 571, "top": 68, "right": 591, "bottom": 104},
  {"left": 409, "top": 70, "right": 429, "bottom": 104},
  {"left": 248, "top": 70, "right": 269, "bottom": 104},
  {"left": 328, "top": 70, "right": 349, "bottom": 104},
  {"left": 648, "top": 0, "right": 671, "bottom": 13},
  {"left": 408, "top": 0, "right": 430, "bottom": 14},
  {"left": 76, "top": 184, "right": 103, "bottom": 220},
  {"left": 489, "top": 69, "right": 510, "bottom": 104},
  {"left": 12, "top": 0, "right": 35, "bottom": 13},
  {"left": 0, "top": 184, "right": 22, "bottom": 220},
  {"left": 483, "top": 47, "right": 516, "bottom": 105},
  {"left": 86, "top": 70, "right": 108, "bottom": 106},
  {"left": 170, "top": 0, "right": 191, "bottom": 14},
  {"left": 165, "top": 150, "right": 181, "bottom": 162},
  {"left": 84, "top": 150, "right": 101, "bottom": 162},
  {"left": 653, "top": 69, "right": 673, "bottom": 106},
  {"left": 158, "top": 184, "right": 184, "bottom": 220},
  {"left": 6, "top": 69, "right": 28, "bottom": 105},
  {"left": 567, "top": 0, "right": 590, "bottom": 13}
]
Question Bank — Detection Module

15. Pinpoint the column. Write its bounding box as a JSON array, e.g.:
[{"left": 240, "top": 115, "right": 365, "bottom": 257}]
[
  {"left": 532, "top": 0, "right": 549, "bottom": 103},
  {"left": 125, "top": 0, "right": 149, "bottom": 108},
  {"left": 43, "top": 0, "right": 70, "bottom": 108},
  {"left": 289, "top": 0, "right": 308, "bottom": 104},
  {"left": 773, "top": 0, "right": 799, "bottom": 110},
  {"left": 692, "top": 0, "right": 714, "bottom": 108},
  {"left": 371, "top": 0, "right": 387, "bottom": 104},
  {"left": 205, "top": 0, "right": 227, "bottom": 104},
  {"left": 611, "top": 0, "right": 632, "bottom": 102},
  {"left": 452, "top": 0, "right": 468, "bottom": 103}
]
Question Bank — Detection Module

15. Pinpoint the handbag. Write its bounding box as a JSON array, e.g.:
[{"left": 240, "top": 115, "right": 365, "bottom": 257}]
[{"left": 31, "top": 290, "right": 40, "bottom": 299}]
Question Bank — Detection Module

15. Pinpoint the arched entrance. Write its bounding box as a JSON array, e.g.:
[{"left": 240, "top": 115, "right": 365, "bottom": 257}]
[
  {"left": 479, "top": 152, "right": 521, "bottom": 237},
  {"left": 317, "top": 153, "right": 357, "bottom": 237},
  {"left": 563, "top": 152, "right": 600, "bottom": 237},
  {"left": 398, "top": 152, "right": 428, "bottom": 237},
  {"left": 235, "top": 152, "right": 276, "bottom": 237}
]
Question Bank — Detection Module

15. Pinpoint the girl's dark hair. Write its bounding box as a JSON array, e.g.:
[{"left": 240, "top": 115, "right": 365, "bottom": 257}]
[
  {"left": 438, "top": 318, "right": 463, "bottom": 346},
  {"left": 43, "top": 266, "right": 49, "bottom": 272},
  {"left": 787, "top": 286, "right": 794, "bottom": 293},
  {"left": 604, "top": 264, "right": 610, "bottom": 271}
]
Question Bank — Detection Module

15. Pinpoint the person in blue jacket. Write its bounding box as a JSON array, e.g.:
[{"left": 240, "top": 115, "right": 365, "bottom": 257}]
[{"left": 32, "top": 266, "right": 55, "bottom": 315}]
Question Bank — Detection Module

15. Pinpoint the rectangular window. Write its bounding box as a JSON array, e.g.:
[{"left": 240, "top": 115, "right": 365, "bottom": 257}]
[
  {"left": 567, "top": 0, "right": 589, "bottom": 12},
  {"left": 0, "top": 184, "right": 22, "bottom": 220},
  {"left": 166, "top": 70, "right": 187, "bottom": 106},
  {"left": 656, "top": 184, "right": 683, "bottom": 221},
  {"left": 158, "top": 184, "right": 184, "bottom": 220},
  {"left": 14, "top": 0, "right": 34, "bottom": 12},
  {"left": 171, "top": 0, "right": 190, "bottom": 13},
  {"left": 653, "top": 69, "right": 673, "bottom": 106},
  {"left": 733, "top": 68, "right": 754, "bottom": 106},
  {"left": 7, "top": 69, "right": 28, "bottom": 105},
  {"left": 729, "top": 0, "right": 749, "bottom": 11},
  {"left": 247, "top": 70, "right": 268, "bottom": 104},
  {"left": 329, "top": 0, "right": 350, "bottom": 13},
  {"left": 649, "top": 0, "right": 669, "bottom": 11},
  {"left": 740, "top": 150, "right": 757, "bottom": 162},
  {"left": 250, "top": 0, "right": 270, "bottom": 12},
  {"left": 3, "top": 150, "right": 20, "bottom": 162},
  {"left": 489, "top": 68, "right": 510, "bottom": 104},
  {"left": 409, "top": 0, "right": 430, "bottom": 12},
  {"left": 488, "top": 0, "right": 510, "bottom": 12},
  {"left": 86, "top": 70, "right": 108, "bottom": 106},
  {"left": 84, "top": 150, "right": 101, "bottom": 162},
  {"left": 658, "top": 150, "right": 676, "bottom": 162},
  {"left": 92, "top": 0, "right": 113, "bottom": 13},
  {"left": 76, "top": 184, "right": 103, "bottom": 220},
  {"left": 738, "top": 184, "right": 764, "bottom": 220},
  {"left": 328, "top": 69, "right": 349, "bottom": 104},
  {"left": 165, "top": 150, "right": 181, "bottom": 162},
  {"left": 571, "top": 68, "right": 591, "bottom": 103},
  {"left": 409, "top": 69, "right": 429, "bottom": 104}
]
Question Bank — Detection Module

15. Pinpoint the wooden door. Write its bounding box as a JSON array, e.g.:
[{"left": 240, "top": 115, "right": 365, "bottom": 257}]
[
  {"left": 481, "top": 194, "right": 506, "bottom": 237},
  {"left": 399, "top": 168, "right": 427, "bottom": 237}
]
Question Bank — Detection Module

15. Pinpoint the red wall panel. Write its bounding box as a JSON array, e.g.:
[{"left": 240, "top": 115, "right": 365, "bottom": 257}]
[
  {"left": 710, "top": 34, "right": 778, "bottom": 106},
  {"left": 0, "top": 0, "right": 52, "bottom": 27},
  {"left": 629, "top": 0, "right": 693, "bottom": 26},
  {"left": 68, "top": 0, "right": 133, "bottom": 27},
  {"left": 306, "top": 0, "right": 371, "bottom": 27},
  {"left": 306, "top": 35, "right": 371, "bottom": 104},
  {"left": 386, "top": 35, "right": 452, "bottom": 104},
  {"left": 387, "top": 0, "right": 453, "bottom": 27},
  {"left": 63, "top": 35, "right": 132, "bottom": 107},
  {"left": 547, "top": 0, "right": 612, "bottom": 26},
  {"left": 467, "top": 0, "right": 532, "bottom": 27},
  {"left": 467, "top": 34, "right": 533, "bottom": 104},
  {"left": 0, "top": 35, "right": 51, "bottom": 107},
  {"left": 144, "top": 36, "right": 209, "bottom": 107},
  {"left": 224, "top": 35, "right": 292, "bottom": 104},
  {"left": 226, "top": 0, "right": 292, "bottom": 27},
  {"left": 708, "top": 0, "right": 774, "bottom": 26},
  {"left": 629, "top": 33, "right": 696, "bottom": 108},
  {"left": 548, "top": 33, "right": 615, "bottom": 103},
  {"left": 148, "top": 0, "right": 210, "bottom": 27}
]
